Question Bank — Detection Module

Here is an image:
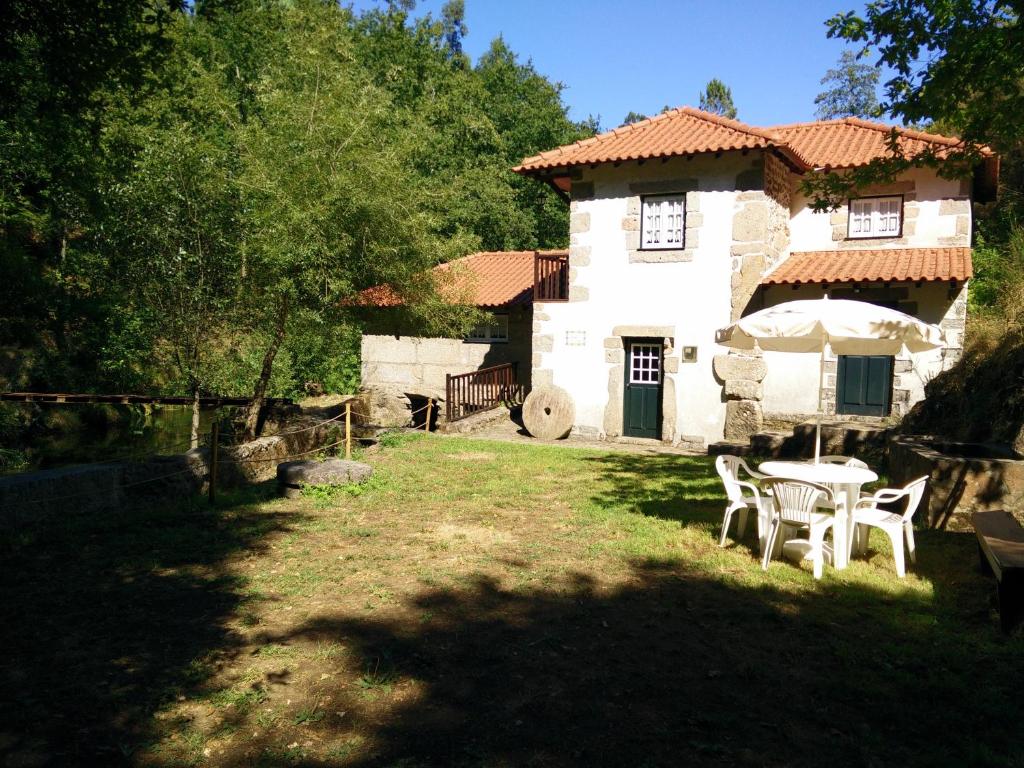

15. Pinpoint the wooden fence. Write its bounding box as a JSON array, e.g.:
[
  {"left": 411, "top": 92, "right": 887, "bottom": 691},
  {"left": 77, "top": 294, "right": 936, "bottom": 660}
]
[{"left": 445, "top": 363, "right": 524, "bottom": 422}]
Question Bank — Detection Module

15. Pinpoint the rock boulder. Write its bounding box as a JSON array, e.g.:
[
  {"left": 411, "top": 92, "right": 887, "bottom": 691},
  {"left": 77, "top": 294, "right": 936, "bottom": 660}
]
[{"left": 277, "top": 458, "right": 373, "bottom": 498}]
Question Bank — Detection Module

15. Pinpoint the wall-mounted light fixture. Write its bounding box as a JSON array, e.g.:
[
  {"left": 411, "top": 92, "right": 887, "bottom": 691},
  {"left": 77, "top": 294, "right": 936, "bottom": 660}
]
[{"left": 682, "top": 346, "right": 698, "bottom": 363}]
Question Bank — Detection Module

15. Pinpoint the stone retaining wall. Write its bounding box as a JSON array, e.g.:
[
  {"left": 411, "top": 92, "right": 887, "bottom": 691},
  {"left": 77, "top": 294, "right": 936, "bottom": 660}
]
[
  {"left": 0, "top": 399, "right": 364, "bottom": 522},
  {"left": 888, "top": 435, "right": 1024, "bottom": 530}
]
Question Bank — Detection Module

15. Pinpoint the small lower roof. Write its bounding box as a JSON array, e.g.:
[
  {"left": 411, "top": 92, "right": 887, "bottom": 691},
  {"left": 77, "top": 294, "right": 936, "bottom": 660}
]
[
  {"left": 762, "top": 247, "right": 973, "bottom": 286},
  {"left": 355, "top": 250, "right": 567, "bottom": 308}
]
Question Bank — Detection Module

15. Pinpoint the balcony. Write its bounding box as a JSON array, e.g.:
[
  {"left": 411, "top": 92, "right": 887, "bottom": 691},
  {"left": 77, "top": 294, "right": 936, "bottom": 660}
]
[{"left": 533, "top": 251, "right": 569, "bottom": 302}]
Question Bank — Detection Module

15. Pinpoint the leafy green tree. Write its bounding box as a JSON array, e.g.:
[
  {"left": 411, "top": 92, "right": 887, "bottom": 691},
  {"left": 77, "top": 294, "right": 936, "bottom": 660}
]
[
  {"left": 229, "top": 3, "right": 474, "bottom": 437},
  {"left": 814, "top": 50, "right": 882, "bottom": 119},
  {"left": 100, "top": 19, "right": 242, "bottom": 443},
  {"left": 622, "top": 111, "right": 648, "bottom": 126},
  {"left": 0, "top": 0, "right": 183, "bottom": 390},
  {"left": 698, "top": 79, "right": 737, "bottom": 119},
  {"left": 805, "top": 0, "right": 1020, "bottom": 208}
]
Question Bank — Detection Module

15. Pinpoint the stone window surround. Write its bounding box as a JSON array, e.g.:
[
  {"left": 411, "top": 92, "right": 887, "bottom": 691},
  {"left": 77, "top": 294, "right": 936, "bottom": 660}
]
[
  {"left": 846, "top": 193, "right": 905, "bottom": 240},
  {"left": 623, "top": 182, "right": 701, "bottom": 264},
  {"left": 638, "top": 193, "right": 687, "bottom": 251},
  {"left": 830, "top": 181, "right": 917, "bottom": 246}
]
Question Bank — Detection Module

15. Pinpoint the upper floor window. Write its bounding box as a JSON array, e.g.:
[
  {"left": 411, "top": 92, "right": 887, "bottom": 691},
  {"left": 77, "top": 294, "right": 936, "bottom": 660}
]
[
  {"left": 848, "top": 195, "right": 903, "bottom": 238},
  {"left": 465, "top": 313, "right": 508, "bottom": 343},
  {"left": 641, "top": 194, "right": 685, "bottom": 250}
]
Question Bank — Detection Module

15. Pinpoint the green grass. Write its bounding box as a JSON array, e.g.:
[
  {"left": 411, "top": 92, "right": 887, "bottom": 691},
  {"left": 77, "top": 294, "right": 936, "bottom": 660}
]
[{"left": 1, "top": 433, "right": 1021, "bottom": 767}]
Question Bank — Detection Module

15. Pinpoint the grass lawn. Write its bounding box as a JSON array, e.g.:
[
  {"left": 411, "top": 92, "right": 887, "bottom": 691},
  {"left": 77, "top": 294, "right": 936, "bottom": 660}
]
[{"left": 2, "top": 433, "right": 1022, "bottom": 767}]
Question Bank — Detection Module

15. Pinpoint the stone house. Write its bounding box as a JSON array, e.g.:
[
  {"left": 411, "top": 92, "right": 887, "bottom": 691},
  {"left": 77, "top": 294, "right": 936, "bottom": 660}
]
[
  {"left": 514, "top": 108, "right": 996, "bottom": 448},
  {"left": 359, "top": 250, "right": 564, "bottom": 426},
  {"left": 360, "top": 107, "right": 996, "bottom": 444}
]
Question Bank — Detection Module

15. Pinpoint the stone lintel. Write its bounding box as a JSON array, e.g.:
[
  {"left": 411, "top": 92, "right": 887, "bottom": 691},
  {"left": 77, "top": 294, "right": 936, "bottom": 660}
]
[{"left": 612, "top": 325, "right": 675, "bottom": 339}]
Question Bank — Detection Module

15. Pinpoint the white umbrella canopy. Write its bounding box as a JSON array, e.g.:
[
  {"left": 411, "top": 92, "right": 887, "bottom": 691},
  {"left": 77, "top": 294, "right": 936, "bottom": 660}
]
[
  {"left": 715, "top": 297, "right": 945, "bottom": 461},
  {"left": 716, "top": 298, "right": 945, "bottom": 356}
]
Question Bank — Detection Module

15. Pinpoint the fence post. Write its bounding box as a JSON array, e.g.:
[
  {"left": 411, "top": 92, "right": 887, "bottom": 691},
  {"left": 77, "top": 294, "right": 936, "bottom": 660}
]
[
  {"left": 345, "top": 400, "right": 352, "bottom": 460},
  {"left": 209, "top": 419, "right": 219, "bottom": 506},
  {"left": 424, "top": 399, "right": 432, "bottom": 431}
]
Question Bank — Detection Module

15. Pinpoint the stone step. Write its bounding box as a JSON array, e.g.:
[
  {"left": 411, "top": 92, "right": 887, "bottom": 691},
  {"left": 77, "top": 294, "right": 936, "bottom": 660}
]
[
  {"left": 708, "top": 440, "right": 753, "bottom": 457},
  {"left": 749, "top": 430, "right": 792, "bottom": 458}
]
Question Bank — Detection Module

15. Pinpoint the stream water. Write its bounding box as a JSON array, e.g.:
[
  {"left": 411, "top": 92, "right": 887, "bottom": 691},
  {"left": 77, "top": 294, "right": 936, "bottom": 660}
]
[{"left": 3, "top": 404, "right": 238, "bottom": 474}]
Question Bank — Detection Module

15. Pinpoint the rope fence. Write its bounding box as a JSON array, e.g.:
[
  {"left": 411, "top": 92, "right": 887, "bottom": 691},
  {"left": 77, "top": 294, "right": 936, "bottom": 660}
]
[{"left": 7, "top": 396, "right": 443, "bottom": 509}]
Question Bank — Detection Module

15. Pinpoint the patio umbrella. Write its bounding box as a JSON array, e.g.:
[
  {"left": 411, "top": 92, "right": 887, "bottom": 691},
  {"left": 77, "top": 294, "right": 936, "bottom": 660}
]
[{"left": 715, "top": 297, "right": 944, "bottom": 461}]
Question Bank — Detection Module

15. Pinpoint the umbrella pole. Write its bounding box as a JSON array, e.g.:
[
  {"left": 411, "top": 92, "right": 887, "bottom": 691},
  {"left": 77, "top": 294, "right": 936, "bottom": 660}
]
[{"left": 815, "top": 338, "right": 825, "bottom": 463}]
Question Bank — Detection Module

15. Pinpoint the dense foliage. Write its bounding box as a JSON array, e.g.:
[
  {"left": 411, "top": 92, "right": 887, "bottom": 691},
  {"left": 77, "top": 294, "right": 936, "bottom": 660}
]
[
  {"left": 804, "top": 0, "right": 1020, "bottom": 208},
  {"left": 0, "top": 0, "right": 590, "bottom": 421}
]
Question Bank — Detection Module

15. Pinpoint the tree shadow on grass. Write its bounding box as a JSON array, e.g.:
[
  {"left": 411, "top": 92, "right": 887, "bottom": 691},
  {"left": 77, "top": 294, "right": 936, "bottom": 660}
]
[
  {"left": 0, "top": 485, "right": 306, "bottom": 766},
  {"left": 243, "top": 554, "right": 1024, "bottom": 768},
  {"left": 201, "top": 453, "right": 1024, "bottom": 767}
]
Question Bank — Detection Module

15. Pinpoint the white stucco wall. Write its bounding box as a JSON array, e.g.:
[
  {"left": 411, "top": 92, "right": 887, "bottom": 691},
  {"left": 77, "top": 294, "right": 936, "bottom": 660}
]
[
  {"left": 789, "top": 167, "right": 969, "bottom": 252},
  {"left": 760, "top": 282, "right": 965, "bottom": 419},
  {"left": 535, "top": 153, "right": 761, "bottom": 446}
]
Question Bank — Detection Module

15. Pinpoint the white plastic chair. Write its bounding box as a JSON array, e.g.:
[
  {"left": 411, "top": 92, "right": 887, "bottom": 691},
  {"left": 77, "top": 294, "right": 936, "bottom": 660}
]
[
  {"left": 812, "top": 455, "right": 870, "bottom": 515},
  {"left": 761, "top": 478, "right": 836, "bottom": 579},
  {"left": 715, "top": 455, "right": 767, "bottom": 550},
  {"left": 850, "top": 476, "right": 928, "bottom": 577}
]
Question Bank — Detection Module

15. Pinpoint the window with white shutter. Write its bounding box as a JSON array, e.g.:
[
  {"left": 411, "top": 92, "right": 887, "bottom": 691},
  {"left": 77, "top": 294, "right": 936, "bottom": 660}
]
[
  {"left": 847, "top": 196, "right": 903, "bottom": 238},
  {"left": 640, "top": 194, "right": 686, "bottom": 250}
]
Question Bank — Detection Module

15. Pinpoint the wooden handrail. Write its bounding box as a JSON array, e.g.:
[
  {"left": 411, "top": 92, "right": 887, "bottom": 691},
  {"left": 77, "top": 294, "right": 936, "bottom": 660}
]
[{"left": 445, "top": 363, "right": 524, "bottom": 422}]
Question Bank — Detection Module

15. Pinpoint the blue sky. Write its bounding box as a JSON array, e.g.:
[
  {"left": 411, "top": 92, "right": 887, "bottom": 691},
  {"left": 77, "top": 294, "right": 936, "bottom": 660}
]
[{"left": 350, "top": 0, "right": 876, "bottom": 130}]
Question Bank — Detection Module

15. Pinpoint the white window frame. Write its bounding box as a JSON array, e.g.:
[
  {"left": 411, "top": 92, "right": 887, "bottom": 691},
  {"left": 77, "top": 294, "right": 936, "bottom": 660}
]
[
  {"left": 629, "top": 343, "right": 661, "bottom": 384},
  {"left": 464, "top": 313, "right": 509, "bottom": 343},
  {"left": 640, "top": 194, "right": 686, "bottom": 250},
  {"left": 847, "top": 195, "right": 903, "bottom": 239}
]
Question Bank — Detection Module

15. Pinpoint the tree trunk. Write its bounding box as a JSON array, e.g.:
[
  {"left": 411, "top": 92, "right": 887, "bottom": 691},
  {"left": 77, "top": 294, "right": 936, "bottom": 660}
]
[
  {"left": 190, "top": 380, "right": 201, "bottom": 449},
  {"left": 241, "top": 298, "right": 289, "bottom": 442}
]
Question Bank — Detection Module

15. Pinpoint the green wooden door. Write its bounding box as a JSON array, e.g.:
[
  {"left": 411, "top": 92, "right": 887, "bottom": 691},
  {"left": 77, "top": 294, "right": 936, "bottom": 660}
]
[
  {"left": 623, "top": 340, "right": 662, "bottom": 439},
  {"left": 837, "top": 355, "right": 893, "bottom": 417}
]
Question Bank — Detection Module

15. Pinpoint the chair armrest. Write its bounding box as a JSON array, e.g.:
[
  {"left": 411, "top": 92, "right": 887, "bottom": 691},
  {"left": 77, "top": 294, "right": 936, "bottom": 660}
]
[
  {"left": 859, "top": 488, "right": 909, "bottom": 508},
  {"left": 738, "top": 460, "right": 767, "bottom": 481},
  {"left": 734, "top": 479, "right": 761, "bottom": 500}
]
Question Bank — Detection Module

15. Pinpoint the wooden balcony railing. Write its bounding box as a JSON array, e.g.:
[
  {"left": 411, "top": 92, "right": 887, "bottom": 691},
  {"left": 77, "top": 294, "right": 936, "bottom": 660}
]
[
  {"left": 534, "top": 252, "right": 569, "bottom": 302},
  {"left": 445, "top": 363, "right": 524, "bottom": 422}
]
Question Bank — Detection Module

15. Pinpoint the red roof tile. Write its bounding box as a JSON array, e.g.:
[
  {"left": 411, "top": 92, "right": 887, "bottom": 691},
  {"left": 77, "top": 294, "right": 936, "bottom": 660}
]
[
  {"left": 762, "top": 247, "right": 973, "bottom": 286},
  {"left": 355, "top": 250, "right": 566, "bottom": 308},
  {"left": 771, "top": 118, "right": 968, "bottom": 170},
  {"left": 515, "top": 109, "right": 985, "bottom": 175},
  {"left": 514, "top": 107, "right": 799, "bottom": 173}
]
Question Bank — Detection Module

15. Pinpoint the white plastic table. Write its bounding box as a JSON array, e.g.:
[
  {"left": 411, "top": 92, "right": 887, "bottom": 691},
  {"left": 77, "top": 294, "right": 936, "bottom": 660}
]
[{"left": 758, "top": 460, "right": 878, "bottom": 569}]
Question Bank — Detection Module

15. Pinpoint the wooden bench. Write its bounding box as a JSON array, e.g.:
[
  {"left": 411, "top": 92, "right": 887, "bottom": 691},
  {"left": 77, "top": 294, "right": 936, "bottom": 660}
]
[{"left": 972, "top": 511, "right": 1024, "bottom": 632}]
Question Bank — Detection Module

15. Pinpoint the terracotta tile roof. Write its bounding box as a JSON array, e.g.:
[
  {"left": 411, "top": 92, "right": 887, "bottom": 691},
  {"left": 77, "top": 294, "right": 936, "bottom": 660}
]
[
  {"left": 762, "top": 247, "right": 973, "bottom": 286},
  {"left": 770, "top": 117, "right": 970, "bottom": 170},
  {"left": 514, "top": 107, "right": 800, "bottom": 173},
  {"left": 355, "top": 250, "right": 566, "bottom": 308},
  {"left": 514, "top": 109, "right": 985, "bottom": 175}
]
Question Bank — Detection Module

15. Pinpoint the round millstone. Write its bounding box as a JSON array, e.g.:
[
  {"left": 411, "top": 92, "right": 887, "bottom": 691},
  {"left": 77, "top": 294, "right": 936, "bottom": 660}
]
[
  {"left": 276, "top": 458, "right": 373, "bottom": 498},
  {"left": 522, "top": 385, "right": 575, "bottom": 441}
]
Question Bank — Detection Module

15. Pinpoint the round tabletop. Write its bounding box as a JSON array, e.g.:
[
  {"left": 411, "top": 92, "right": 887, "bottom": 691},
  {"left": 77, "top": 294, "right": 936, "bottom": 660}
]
[{"left": 758, "top": 460, "right": 878, "bottom": 486}]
